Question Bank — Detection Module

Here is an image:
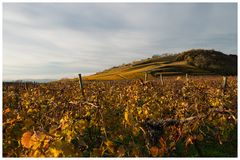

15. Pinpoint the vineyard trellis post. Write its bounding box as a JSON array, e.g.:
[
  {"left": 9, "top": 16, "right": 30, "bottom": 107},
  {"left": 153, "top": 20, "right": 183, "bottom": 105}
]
[
  {"left": 160, "top": 73, "right": 164, "bottom": 85},
  {"left": 186, "top": 73, "right": 188, "bottom": 81},
  {"left": 222, "top": 76, "right": 227, "bottom": 93},
  {"left": 78, "top": 74, "right": 84, "bottom": 97},
  {"left": 145, "top": 72, "right": 148, "bottom": 82},
  {"left": 24, "top": 82, "right": 27, "bottom": 91}
]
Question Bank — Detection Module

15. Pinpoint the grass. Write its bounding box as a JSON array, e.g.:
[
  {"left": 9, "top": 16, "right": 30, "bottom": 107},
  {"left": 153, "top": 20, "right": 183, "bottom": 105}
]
[
  {"left": 84, "top": 49, "right": 237, "bottom": 80},
  {"left": 84, "top": 59, "right": 213, "bottom": 81}
]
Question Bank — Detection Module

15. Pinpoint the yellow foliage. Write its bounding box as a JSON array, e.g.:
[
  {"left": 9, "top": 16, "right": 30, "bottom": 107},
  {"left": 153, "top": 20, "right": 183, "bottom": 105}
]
[
  {"left": 104, "top": 140, "right": 114, "bottom": 154},
  {"left": 21, "top": 131, "right": 33, "bottom": 149},
  {"left": 32, "top": 149, "right": 44, "bottom": 157},
  {"left": 21, "top": 131, "right": 48, "bottom": 150},
  {"left": 124, "top": 110, "right": 129, "bottom": 125},
  {"left": 4, "top": 108, "right": 11, "bottom": 114},
  {"left": 49, "top": 148, "right": 62, "bottom": 157},
  {"left": 3, "top": 76, "right": 237, "bottom": 157}
]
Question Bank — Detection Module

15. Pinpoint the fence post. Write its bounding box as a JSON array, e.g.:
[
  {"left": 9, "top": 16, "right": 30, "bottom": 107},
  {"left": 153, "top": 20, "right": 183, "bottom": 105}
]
[
  {"left": 186, "top": 73, "right": 188, "bottom": 81},
  {"left": 222, "top": 76, "right": 227, "bottom": 93},
  {"left": 78, "top": 74, "right": 84, "bottom": 97},
  {"left": 145, "top": 72, "right": 148, "bottom": 82},
  {"left": 24, "top": 82, "right": 27, "bottom": 90},
  {"left": 160, "top": 73, "right": 164, "bottom": 85}
]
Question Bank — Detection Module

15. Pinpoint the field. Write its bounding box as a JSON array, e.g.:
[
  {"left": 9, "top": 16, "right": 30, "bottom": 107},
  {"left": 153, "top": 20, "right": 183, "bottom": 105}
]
[
  {"left": 3, "top": 75, "right": 237, "bottom": 157},
  {"left": 85, "top": 57, "right": 210, "bottom": 81}
]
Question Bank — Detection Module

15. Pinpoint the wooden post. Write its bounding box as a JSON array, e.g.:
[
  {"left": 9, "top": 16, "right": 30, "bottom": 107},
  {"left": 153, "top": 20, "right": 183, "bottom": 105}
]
[
  {"left": 78, "top": 74, "right": 84, "bottom": 96},
  {"left": 145, "top": 72, "right": 148, "bottom": 82},
  {"left": 160, "top": 73, "right": 164, "bottom": 85},
  {"left": 222, "top": 76, "right": 227, "bottom": 93},
  {"left": 24, "top": 82, "right": 27, "bottom": 90},
  {"left": 186, "top": 73, "right": 188, "bottom": 81}
]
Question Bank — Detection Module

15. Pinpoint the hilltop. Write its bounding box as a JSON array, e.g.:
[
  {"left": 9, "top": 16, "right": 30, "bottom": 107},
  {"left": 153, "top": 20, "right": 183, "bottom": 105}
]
[{"left": 85, "top": 49, "right": 237, "bottom": 80}]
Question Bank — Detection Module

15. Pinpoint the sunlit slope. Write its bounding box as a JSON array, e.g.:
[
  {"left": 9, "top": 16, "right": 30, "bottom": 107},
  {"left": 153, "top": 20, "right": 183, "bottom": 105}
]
[
  {"left": 84, "top": 57, "right": 209, "bottom": 81},
  {"left": 84, "top": 49, "right": 237, "bottom": 81}
]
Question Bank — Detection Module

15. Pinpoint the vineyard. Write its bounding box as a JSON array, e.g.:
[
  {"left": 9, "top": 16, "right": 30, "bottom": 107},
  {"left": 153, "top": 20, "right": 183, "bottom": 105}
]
[{"left": 3, "top": 76, "right": 237, "bottom": 157}]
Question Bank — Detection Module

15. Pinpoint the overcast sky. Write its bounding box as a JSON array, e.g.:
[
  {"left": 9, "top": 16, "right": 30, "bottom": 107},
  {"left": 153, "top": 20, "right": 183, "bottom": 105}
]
[{"left": 3, "top": 3, "right": 237, "bottom": 80}]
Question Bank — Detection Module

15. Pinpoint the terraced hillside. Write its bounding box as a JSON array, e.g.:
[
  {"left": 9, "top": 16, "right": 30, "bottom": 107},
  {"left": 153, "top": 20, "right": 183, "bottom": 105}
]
[{"left": 85, "top": 49, "right": 237, "bottom": 80}]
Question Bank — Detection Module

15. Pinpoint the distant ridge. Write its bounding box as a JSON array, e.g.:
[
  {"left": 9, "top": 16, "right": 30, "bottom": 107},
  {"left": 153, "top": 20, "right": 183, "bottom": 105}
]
[
  {"left": 85, "top": 49, "right": 237, "bottom": 80},
  {"left": 176, "top": 49, "right": 237, "bottom": 75},
  {"left": 4, "top": 79, "right": 57, "bottom": 83}
]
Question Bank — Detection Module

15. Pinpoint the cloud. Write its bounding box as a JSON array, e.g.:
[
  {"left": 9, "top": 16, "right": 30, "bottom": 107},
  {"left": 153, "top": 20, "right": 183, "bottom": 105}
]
[{"left": 3, "top": 3, "right": 237, "bottom": 80}]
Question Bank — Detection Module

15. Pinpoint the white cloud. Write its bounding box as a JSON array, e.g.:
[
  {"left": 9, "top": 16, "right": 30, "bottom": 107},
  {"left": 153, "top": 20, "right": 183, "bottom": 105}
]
[{"left": 3, "top": 3, "right": 237, "bottom": 80}]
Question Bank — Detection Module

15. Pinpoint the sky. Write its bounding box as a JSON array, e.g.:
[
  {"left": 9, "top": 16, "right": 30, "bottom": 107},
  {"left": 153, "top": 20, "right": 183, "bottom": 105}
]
[{"left": 3, "top": 3, "right": 237, "bottom": 80}]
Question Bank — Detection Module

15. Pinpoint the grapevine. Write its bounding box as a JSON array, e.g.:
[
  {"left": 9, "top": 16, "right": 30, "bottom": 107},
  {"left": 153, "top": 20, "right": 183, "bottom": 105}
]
[{"left": 3, "top": 76, "right": 237, "bottom": 157}]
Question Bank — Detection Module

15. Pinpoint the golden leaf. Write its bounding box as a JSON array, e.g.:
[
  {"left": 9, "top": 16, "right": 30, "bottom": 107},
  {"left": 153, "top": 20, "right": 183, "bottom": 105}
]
[
  {"left": 4, "top": 108, "right": 11, "bottom": 114},
  {"left": 49, "top": 148, "right": 62, "bottom": 157},
  {"left": 43, "top": 139, "right": 50, "bottom": 149},
  {"left": 21, "top": 131, "right": 33, "bottom": 149},
  {"left": 124, "top": 110, "right": 130, "bottom": 125},
  {"left": 32, "top": 149, "right": 42, "bottom": 157},
  {"left": 21, "top": 131, "right": 47, "bottom": 150},
  {"left": 104, "top": 140, "right": 114, "bottom": 153},
  {"left": 124, "top": 110, "right": 133, "bottom": 125},
  {"left": 31, "top": 131, "right": 46, "bottom": 150},
  {"left": 150, "top": 146, "right": 159, "bottom": 157},
  {"left": 27, "top": 108, "right": 33, "bottom": 113},
  {"left": 185, "top": 136, "right": 194, "bottom": 148}
]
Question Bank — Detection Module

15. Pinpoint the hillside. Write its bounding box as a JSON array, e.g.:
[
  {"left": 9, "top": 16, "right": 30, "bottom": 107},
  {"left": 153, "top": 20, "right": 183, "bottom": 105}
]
[
  {"left": 85, "top": 49, "right": 237, "bottom": 80},
  {"left": 176, "top": 49, "right": 237, "bottom": 75}
]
